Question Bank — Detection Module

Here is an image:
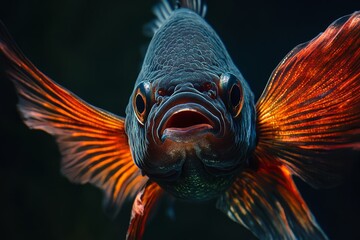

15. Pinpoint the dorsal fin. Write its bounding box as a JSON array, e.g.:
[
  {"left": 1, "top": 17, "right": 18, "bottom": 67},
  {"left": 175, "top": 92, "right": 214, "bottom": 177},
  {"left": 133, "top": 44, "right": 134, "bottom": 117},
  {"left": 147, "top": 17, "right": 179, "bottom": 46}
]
[
  {"left": 145, "top": 0, "right": 207, "bottom": 37},
  {"left": 176, "top": 0, "right": 207, "bottom": 16}
]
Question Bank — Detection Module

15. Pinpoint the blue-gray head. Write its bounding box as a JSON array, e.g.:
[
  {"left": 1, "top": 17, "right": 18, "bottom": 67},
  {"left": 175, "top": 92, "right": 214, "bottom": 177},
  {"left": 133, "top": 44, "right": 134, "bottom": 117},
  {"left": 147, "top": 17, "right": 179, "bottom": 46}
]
[{"left": 125, "top": 1, "right": 256, "bottom": 200}]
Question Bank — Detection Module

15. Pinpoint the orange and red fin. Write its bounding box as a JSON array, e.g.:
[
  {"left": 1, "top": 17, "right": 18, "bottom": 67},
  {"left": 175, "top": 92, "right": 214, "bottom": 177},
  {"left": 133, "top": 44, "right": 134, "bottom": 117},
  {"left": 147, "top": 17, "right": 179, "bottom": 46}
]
[
  {"left": 256, "top": 12, "right": 360, "bottom": 188},
  {"left": 126, "top": 181, "right": 163, "bottom": 240},
  {"left": 218, "top": 12, "right": 359, "bottom": 239},
  {"left": 0, "top": 22, "right": 148, "bottom": 216},
  {"left": 217, "top": 161, "right": 328, "bottom": 239}
]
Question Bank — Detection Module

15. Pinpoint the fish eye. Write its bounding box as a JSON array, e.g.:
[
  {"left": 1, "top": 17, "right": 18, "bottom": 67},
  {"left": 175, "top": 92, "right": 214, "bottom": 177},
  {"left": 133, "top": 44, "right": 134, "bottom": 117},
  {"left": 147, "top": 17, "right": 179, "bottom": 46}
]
[
  {"left": 135, "top": 94, "right": 145, "bottom": 113},
  {"left": 133, "top": 81, "right": 152, "bottom": 125},
  {"left": 219, "top": 73, "right": 244, "bottom": 118}
]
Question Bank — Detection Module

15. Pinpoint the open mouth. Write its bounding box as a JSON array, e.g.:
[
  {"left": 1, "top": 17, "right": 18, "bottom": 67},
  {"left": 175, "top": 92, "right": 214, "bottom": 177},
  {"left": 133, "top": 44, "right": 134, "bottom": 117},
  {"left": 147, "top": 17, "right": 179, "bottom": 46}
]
[
  {"left": 165, "top": 109, "right": 212, "bottom": 129},
  {"left": 152, "top": 91, "right": 223, "bottom": 143},
  {"left": 160, "top": 107, "right": 217, "bottom": 142}
]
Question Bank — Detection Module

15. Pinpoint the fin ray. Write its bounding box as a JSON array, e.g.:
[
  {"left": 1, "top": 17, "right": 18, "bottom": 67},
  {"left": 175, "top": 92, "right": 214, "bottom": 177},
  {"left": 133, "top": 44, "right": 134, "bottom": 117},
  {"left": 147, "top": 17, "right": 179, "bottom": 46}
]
[
  {"left": 217, "top": 160, "right": 328, "bottom": 239},
  {"left": 256, "top": 12, "right": 360, "bottom": 188},
  {"left": 126, "top": 182, "right": 163, "bottom": 240},
  {"left": 145, "top": 0, "right": 207, "bottom": 36},
  {"left": 0, "top": 21, "right": 148, "bottom": 216}
]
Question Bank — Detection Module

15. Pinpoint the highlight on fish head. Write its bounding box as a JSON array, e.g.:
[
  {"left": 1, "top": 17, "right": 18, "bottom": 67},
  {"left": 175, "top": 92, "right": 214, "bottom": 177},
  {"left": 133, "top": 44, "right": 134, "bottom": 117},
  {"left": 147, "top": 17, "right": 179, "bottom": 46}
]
[{"left": 125, "top": 7, "right": 257, "bottom": 200}]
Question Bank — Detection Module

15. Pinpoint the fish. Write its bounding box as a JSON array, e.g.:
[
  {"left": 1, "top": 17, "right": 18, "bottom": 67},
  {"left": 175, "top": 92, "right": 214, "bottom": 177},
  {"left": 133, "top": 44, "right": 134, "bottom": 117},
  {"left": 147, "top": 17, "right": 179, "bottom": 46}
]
[{"left": 1, "top": 0, "right": 359, "bottom": 239}]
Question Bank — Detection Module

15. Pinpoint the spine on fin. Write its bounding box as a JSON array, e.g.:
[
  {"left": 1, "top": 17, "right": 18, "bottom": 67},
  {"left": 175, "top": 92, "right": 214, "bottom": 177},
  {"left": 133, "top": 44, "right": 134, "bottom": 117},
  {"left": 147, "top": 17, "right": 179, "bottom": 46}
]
[
  {"left": 176, "top": 0, "right": 207, "bottom": 17},
  {"left": 145, "top": 0, "right": 207, "bottom": 36}
]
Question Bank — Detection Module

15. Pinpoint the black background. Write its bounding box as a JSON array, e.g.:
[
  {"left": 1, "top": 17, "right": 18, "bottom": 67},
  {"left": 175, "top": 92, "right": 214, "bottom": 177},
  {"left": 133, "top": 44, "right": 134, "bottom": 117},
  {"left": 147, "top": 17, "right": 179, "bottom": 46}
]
[{"left": 0, "top": 0, "right": 359, "bottom": 239}]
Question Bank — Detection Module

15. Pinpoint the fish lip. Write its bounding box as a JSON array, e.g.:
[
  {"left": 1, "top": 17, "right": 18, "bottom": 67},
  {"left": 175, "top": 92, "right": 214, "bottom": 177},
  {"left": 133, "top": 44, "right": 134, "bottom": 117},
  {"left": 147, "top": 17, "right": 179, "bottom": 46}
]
[
  {"left": 161, "top": 107, "right": 216, "bottom": 142},
  {"left": 154, "top": 92, "right": 223, "bottom": 143}
]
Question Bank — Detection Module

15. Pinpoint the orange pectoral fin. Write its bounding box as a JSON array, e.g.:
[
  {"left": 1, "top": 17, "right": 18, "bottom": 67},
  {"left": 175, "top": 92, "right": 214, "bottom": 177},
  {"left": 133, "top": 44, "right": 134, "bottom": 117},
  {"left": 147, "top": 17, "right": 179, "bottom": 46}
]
[
  {"left": 217, "top": 160, "right": 328, "bottom": 239},
  {"left": 0, "top": 22, "right": 147, "bottom": 216},
  {"left": 126, "top": 182, "right": 163, "bottom": 240},
  {"left": 256, "top": 12, "right": 360, "bottom": 188}
]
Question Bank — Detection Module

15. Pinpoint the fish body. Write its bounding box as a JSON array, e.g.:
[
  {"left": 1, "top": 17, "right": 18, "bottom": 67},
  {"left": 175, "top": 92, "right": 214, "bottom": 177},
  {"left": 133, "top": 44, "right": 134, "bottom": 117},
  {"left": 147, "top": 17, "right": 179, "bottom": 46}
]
[
  {"left": 1, "top": 1, "right": 359, "bottom": 239},
  {"left": 126, "top": 8, "right": 256, "bottom": 200}
]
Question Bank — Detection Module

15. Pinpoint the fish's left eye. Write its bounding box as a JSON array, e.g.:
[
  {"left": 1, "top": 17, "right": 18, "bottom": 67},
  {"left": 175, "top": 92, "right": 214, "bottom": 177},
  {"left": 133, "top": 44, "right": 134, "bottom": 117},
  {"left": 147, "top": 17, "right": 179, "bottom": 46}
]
[
  {"left": 219, "top": 73, "right": 244, "bottom": 118},
  {"left": 133, "top": 81, "right": 152, "bottom": 125}
]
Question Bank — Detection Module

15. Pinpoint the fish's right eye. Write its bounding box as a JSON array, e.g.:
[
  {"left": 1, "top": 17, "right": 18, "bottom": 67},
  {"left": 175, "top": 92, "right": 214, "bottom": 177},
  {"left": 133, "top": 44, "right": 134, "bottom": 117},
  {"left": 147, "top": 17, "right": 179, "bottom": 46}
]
[{"left": 133, "top": 81, "right": 152, "bottom": 125}]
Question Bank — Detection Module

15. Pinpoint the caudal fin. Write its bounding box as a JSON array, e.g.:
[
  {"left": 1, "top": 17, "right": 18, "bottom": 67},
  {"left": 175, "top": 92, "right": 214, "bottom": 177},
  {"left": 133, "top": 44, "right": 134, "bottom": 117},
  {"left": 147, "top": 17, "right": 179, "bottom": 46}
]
[
  {"left": 0, "top": 21, "right": 148, "bottom": 216},
  {"left": 256, "top": 12, "right": 360, "bottom": 188}
]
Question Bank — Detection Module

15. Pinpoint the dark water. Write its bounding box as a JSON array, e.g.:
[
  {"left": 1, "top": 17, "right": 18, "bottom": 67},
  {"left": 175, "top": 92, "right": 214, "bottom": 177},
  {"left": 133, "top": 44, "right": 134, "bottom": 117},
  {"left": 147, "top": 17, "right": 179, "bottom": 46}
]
[{"left": 0, "top": 0, "right": 359, "bottom": 239}]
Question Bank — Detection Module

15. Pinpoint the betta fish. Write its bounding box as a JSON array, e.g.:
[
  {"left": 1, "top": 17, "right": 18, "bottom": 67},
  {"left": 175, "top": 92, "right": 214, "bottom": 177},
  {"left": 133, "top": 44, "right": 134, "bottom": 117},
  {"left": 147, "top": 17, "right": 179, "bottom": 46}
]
[{"left": 1, "top": 0, "right": 359, "bottom": 239}]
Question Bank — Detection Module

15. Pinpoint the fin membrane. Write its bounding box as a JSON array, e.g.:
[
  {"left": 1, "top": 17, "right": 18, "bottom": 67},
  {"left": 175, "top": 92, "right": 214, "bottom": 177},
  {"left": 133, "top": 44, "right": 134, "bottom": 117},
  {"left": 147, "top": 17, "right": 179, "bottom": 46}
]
[
  {"left": 217, "top": 161, "right": 328, "bottom": 239},
  {"left": 0, "top": 22, "right": 148, "bottom": 216},
  {"left": 127, "top": 182, "right": 163, "bottom": 240},
  {"left": 146, "top": 0, "right": 207, "bottom": 36},
  {"left": 256, "top": 12, "right": 360, "bottom": 188}
]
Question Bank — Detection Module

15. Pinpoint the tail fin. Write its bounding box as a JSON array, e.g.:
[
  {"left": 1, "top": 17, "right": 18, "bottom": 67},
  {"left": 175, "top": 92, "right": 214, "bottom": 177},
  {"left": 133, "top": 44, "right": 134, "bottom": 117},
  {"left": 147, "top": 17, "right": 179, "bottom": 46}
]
[
  {"left": 256, "top": 12, "right": 360, "bottom": 188},
  {"left": 0, "top": 21, "right": 147, "bottom": 216}
]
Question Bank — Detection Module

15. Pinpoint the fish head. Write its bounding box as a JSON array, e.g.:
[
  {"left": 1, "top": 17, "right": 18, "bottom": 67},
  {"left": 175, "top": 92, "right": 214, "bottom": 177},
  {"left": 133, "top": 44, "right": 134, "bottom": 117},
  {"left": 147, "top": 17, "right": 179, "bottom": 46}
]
[{"left": 125, "top": 9, "right": 256, "bottom": 200}]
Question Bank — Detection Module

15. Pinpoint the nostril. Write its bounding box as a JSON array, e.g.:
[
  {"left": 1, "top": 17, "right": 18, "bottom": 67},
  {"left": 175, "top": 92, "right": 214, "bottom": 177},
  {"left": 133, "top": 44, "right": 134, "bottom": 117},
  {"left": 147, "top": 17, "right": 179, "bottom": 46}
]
[
  {"left": 193, "top": 82, "right": 216, "bottom": 95},
  {"left": 158, "top": 88, "right": 166, "bottom": 96},
  {"left": 157, "top": 86, "right": 175, "bottom": 97},
  {"left": 202, "top": 82, "right": 212, "bottom": 91}
]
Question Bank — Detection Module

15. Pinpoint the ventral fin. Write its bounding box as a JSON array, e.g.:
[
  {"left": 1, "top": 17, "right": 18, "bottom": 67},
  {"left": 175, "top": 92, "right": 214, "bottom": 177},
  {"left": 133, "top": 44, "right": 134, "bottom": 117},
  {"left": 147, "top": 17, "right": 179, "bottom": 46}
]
[
  {"left": 256, "top": 12, "right": 360, "bottom": 188},
  {"left": 145, "top": 0, "right": 207, "bottom": 36},
  {"left": 126, "top": 182, "right": 163, "bottom": 240},
  {"left": 0, "top": 21, "right": 148, "bottom": 217},
  {"left": 217, "top": 159, "right": 328, "bottom": 239}
]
